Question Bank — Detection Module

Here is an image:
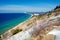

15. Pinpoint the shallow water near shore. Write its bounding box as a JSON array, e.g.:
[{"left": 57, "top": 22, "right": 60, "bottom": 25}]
[{"left": 0, "top": 13, "right": 31, "bottom": 35}]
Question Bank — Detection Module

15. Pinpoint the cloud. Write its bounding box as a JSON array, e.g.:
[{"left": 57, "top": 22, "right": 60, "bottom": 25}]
[{"left": 0, "top": 5, "right": 53, "bottom": 13}]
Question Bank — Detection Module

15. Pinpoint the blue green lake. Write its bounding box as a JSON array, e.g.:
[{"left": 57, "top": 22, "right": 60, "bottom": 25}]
[{"left": 0, "top": 13, "right": 31, "bottom": 35}]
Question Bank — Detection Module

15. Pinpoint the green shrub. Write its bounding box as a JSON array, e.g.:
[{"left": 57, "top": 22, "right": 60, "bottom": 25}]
[{"left": 12, "top": 29, "right": 22, "bottom": 35}]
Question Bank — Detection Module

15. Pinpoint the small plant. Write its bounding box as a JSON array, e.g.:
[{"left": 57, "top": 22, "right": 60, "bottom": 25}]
[
  {"left": 54, "top": 5, "right": 60, "bottom": 10},
  {"left": 12, "top": 29, "right": 22, "bottom": 35}
]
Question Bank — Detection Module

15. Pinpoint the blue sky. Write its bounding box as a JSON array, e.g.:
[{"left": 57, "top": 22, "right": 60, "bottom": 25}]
[{"left": 0, "top": 0, "right": 60, "bottom": 13}]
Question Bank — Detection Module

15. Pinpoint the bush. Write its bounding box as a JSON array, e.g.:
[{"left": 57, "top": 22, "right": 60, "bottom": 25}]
[{"left": 12, "top": 29, "right": 22, "bottom": 35}]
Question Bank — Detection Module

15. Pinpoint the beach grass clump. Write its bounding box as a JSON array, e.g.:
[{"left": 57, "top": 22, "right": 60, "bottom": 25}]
[
  {"left": 12, "top": 29, "right": 22, "bottom": 35},
  {"left": 37, "top": 15, "right": 41, "bottom": 19}
]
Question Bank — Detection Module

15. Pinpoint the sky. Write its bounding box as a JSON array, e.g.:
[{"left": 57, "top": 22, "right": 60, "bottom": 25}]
[{"left": 0, "top": 0, "right": 60, "bottom": 13}]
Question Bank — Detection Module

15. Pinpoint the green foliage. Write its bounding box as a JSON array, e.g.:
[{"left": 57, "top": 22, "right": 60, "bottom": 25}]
[
  {"left": 54, "top": 5, "right": 60, "bottom": 10},
  {"left": 47, "top": 11, "right": 52, "bottom": 17},
  {"left": 0, "top": 35, "right": 1, "bottom": 38},
  {"left": 12, "top": 29, "right": 22, "bottom": 35},
  {"left": 36, "top": 15, "right": 42, "bottom": 19}
]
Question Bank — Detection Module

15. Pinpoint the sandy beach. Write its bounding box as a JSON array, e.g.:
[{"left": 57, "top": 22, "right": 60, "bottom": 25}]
[{"left": 0, "top": 14, "right": 35, "bottom": 39}]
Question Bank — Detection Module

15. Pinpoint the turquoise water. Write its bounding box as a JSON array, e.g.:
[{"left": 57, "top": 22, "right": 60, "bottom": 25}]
[{"left": 0, "top": 13, "right": 31, "bottom": 35}]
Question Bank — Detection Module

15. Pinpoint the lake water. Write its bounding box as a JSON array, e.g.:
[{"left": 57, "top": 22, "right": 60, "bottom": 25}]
[{"left": 0, "top": 13, "right": 31, "bottom": 35}]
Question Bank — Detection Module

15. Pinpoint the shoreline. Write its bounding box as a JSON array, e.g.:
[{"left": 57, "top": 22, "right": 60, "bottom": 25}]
[
  {"left": 0, "top": 14, "right": 33, "bottom": 37},
  {"left": 0, "top": 13, "right": 31, "bottom": 35},
  {"left": 10, "top": 14, "right": 33, "bottom": 30}
]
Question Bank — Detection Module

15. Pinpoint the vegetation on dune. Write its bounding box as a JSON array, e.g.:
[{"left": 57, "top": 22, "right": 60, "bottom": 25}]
[
  {"left": 53, "top": 5, "right": 60, "bottom": 12},
  {"left": 54, "top": 5, "right": 60, "bottom": 10},
  {"left": 12, "top": 29, "right": 22, "bottom": 35},
  {"left": 28, "top": 5, "right": 60, "bottom": 40},
  {"left": 1, "top": 5, "right": 60, "bottom": 40}
]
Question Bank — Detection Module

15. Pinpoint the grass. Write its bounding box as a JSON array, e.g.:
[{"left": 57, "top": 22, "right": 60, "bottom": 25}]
[{"left": 12, "top": 29, "right": 22, "bottom": 35}]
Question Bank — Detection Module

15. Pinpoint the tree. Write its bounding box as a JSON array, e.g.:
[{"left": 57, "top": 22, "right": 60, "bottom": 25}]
[{"left": 54, "top": 5, "right": 60, "bottom": 10}]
